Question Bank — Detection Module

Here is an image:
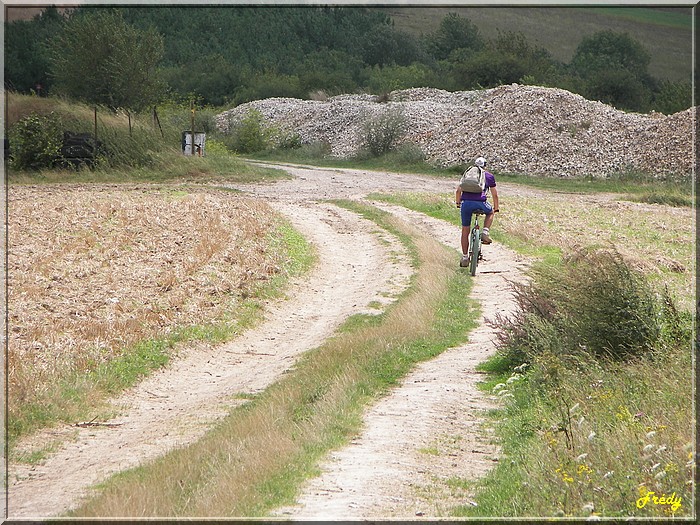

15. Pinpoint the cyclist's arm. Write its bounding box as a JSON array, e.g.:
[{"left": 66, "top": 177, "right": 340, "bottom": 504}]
[
  {"left": 455, "top": 187, "right": 462, "bottom": 207},
  {"left": 490, "top": 186, "right": 499, "bottom": 212}
]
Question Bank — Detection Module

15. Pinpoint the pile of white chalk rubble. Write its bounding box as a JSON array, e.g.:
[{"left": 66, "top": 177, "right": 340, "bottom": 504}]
[{"left": 216, "top": 84, "right": 694, "bottom": 178}]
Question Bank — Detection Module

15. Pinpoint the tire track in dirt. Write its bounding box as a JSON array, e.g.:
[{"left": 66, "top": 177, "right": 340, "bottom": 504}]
[
  {"left": 271, "top": 201, "right": 529, "bottom": 519},
  {"left": 8, "top": 200, "right": 412, "bottom": 519}
]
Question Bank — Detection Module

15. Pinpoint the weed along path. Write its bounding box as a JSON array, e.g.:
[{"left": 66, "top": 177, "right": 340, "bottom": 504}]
[{"left": 8, "top": 163, "right": 526, "bottom": 519}]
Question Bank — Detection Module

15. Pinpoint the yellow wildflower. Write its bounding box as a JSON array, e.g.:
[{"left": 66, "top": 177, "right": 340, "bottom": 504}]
[{"left": 577, "top": 464, "right": 593, "bottom": 475}]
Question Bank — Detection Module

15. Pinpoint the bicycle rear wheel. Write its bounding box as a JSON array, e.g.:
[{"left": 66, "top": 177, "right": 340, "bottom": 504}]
[{"left": 469, "top": 226, "right": 481, "bottom": 276}]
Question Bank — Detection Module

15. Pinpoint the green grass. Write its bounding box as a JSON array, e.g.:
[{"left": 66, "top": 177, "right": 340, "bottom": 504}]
[
  {"left": 249, "top": 144, "right": 447, "bottom": 177},
  {"left": 67, "top": 201, "right": 482, "bottom": 517},
  {"left": 8, "top": 149, "right": 289, "bottom": 185},
  {"left": 368, "top": 191, "right": 563, "bottom": 265},
  {"left": 496, "top": 172, "right": 692, "bottom": 200},
  {"left": 6, "top": 92, "right": 291, "bottom": 185},
  {"left": 579, "top": 7, "right": 691, "bottom": 29},
  {"left": 455, "top": 304, "right": 692, "bottom": 518},
  {"left": 370, "top": 187, "right": 694, "bottom": 313}
]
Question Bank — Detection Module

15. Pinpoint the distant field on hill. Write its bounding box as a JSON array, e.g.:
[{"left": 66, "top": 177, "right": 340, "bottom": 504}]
[{"left": 382, "top": 6, "right": 693, "bottom": 83}]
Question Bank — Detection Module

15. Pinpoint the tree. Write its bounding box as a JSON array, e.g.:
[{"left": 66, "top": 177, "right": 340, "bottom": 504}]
[
  {"left": 569, "top": 31, "right": 654, "bottom": 112},
  {"left": 585, "top": 69, "right": 651, "bottom": 112},
  {"left": 366, "top": 63, "right": 436, "bottom": 93},
  {"left": 160, "top": 54, "right": 241, "bottom": 106},
  {"left": 426, "top": 13, "right": 484, "bottom": 61},
  {"left": 361, "top": 25, "right": 423, "bottom": 67},
  {"left": 4, "top": 7, "right": 63, "bottom": 94},
  {"left": 449, "top": 48, "right": 527, "bottom": 89},
  {"left": 491, "top": 30, "right": 560, "bottom": 86},
  {"left": 48, "top": 10, "right": 165, "bottom": 111},
  {"left": 570, "top": 30, "right": 651, "bottom": 80}
]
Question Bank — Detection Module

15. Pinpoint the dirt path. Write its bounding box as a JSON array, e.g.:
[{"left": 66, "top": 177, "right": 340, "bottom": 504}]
[
  {"left": 8, "top": 163, "right": 526, "bottom": 519},
  {"left": 270, "top": 200, "right": 528, "bottom": 518}
]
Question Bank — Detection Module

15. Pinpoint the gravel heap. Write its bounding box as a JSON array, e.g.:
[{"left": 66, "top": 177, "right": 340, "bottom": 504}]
[{"left": 216, "top": 84, "right": 694, "bottom": 178}]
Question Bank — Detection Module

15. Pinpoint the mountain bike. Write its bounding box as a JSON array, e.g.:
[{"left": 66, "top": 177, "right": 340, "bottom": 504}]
[{"left": 466, "top": 210, "right": 485, "bottom": 276}]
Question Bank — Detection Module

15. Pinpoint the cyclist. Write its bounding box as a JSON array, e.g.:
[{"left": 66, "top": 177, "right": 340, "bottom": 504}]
[{"left": 455, "top": 156, "right": 499, "bottom": 267}]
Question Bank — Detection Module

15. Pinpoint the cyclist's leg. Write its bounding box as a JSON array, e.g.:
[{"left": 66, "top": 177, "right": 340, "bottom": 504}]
[
  {"left": 461, "top": 226, "right": 470, "bottom": 256},
  {"left": 477, "top": 201, "right": 494, "bottom": 243},
  {"left": 460, "top": 204, "right": 474, "bottom": 256},
  {"left": 483, "top": 202, "right": 495, "bottom": 229}
]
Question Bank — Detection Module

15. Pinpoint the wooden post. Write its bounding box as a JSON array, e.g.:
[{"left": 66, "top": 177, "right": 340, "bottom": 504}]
[
  {"left": 190, "top": 99, "right": 196, "bottom": 156},
  {"left": 94, "top": 106, "right": 98, "bottom": 163},
  {"left": 153, "top": 106, "right": 164, "bottom": 138}
]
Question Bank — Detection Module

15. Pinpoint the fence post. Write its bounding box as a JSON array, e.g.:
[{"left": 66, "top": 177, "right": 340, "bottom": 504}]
[
  {"left": 94, "top": 106, "right": 98, "bottom": 164},
  {"left": 190, "top": 99, "right": 196, "bottom": 156}
]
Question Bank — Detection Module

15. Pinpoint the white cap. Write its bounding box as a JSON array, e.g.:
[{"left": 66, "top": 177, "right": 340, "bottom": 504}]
[{"left": 475, "top": 157, "right": 486, "bottom": 167}]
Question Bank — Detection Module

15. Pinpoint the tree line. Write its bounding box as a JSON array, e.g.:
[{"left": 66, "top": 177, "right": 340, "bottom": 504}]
[{"left": 4, "top": 6, "right": 692, "bottom": 115}]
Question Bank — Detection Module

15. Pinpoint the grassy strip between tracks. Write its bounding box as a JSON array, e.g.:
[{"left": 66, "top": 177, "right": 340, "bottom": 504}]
[{"left": 67, "top": 200, "right": 480, "bottom": 518}]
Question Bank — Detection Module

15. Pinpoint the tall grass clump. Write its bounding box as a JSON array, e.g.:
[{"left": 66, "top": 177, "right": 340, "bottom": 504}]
[
  {"left": 6, "top": 92, "right": 172, "bottom": 171},
  {"left": 223, "top": 109, "right": 270, "bottom": 153},
  {"left": 457, "top": 246, "right": 694, "bottom": 518},
  {"left": 494, "top": 248, "right": 672, "bottom": 369}
]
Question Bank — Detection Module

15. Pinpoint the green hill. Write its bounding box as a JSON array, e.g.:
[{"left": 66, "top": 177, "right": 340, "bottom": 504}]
[
  {"left": 382, "top": 6, "right": 693, "bottom": 83},
  {"left": 4, "top": 5, "right": 693, "bottom": 112}
]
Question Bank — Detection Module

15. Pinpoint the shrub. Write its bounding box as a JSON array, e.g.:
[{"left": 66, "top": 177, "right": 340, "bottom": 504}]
[
  {"left": 8, "top": 112, "right": 64, "bottom": 170},
  {"left": 366, "top": 63, "right": 436, "bottom": 93},
  {"left": 276, "top": 131, "right": 302, "bottom": 150},
  {"left": 228, "top": 109, "right": 272, "bottom": 154},
  {"left": 653, "top": 79, "right": 693, "bottom": 114},
  {"left": 360, "top": 107, "right": 407, "bottom": 157},
  {"left": 493, "top": 247, "right": 672, "bottom": 370}
]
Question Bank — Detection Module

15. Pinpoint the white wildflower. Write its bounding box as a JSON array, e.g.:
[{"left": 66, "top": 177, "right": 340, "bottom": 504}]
[
  {"left": 642, "top": 444, "right": 655, "bottom": 453},
  {"left": 603, "top": 471, "right": 614, "bottom": 479},
  {"left": 492, "top": 383, "right": 507, "bottom": 393},
  {"left": 576, "top": 453, "right": 588, "bottom": 462},
  {"left": 582, "top": 502, "right": 595, "bottom": 515},
  {"left": 650, "top": 462, "right": 661, "bottom": 471},
  {"left": 570, "top": 403, "right": 580, "bottom": 414},
  {"left": 587, "top": 431, "right": 596, "bottom": 443},
  {"left": 654, "top": 470, "right": 667, "bottom": 480},
  {"left": 656, "top": 445, "right": 667, "bottom": 454},
  {"left": 646, "top": 431, "right": 657, "bottom": 439}
]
